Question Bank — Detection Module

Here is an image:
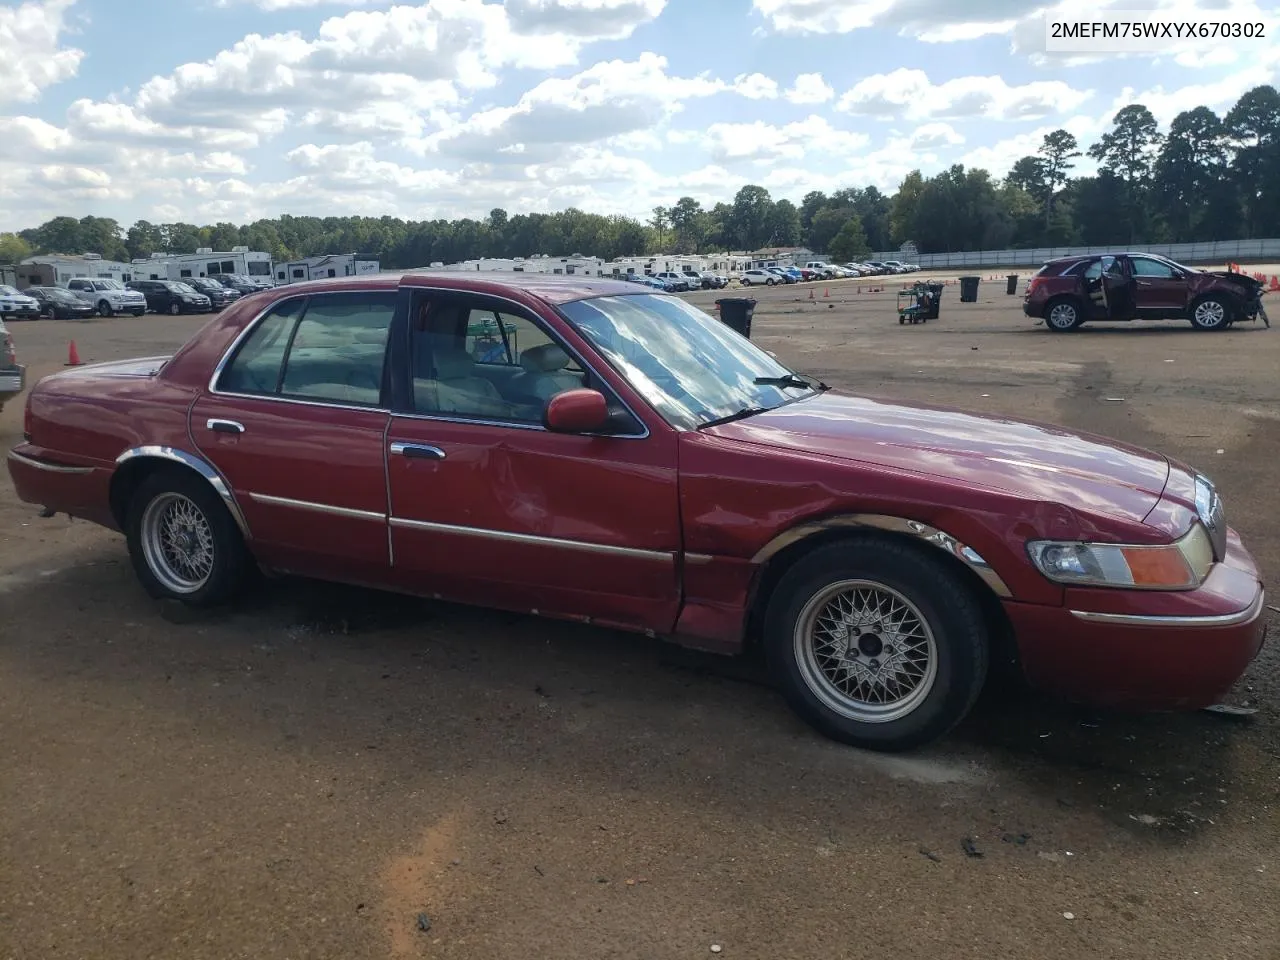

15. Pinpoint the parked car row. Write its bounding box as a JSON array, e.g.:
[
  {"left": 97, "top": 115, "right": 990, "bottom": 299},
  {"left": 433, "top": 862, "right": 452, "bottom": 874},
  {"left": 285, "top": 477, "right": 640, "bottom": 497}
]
[
  {"left": 1, "top": 275, "right": 253, "bottom": 320},
  {"left": 618, "top": 271, "right": 730, "bottom": 292}
]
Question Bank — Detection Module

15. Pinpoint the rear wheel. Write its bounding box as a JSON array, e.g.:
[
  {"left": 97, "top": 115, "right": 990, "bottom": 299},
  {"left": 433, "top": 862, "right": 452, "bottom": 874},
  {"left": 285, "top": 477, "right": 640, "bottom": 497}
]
[
  {"left": 763, "top": 538, "right": 989, "bottom": 751},
  {"left": 169, "top": 302, "right": 181, "bottom": 316},
  {"left": 125, "top": 469, "right": 249, "bottom": 606},
  {"left": 1190, "top": 294, "right": 1231, "bottom": 330},
  {"left": 97, "top": 300, "right": 114, "bottom": 317},
  {"left": 1045, "top": 297, "right": 1082, "bottom": 331}
]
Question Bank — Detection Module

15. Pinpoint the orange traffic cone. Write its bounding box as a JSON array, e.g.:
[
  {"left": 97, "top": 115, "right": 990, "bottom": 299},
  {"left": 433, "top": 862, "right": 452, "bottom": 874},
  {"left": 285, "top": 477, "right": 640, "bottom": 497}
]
[{"left": 65, "top": 340, "right": 82, "bottom": 366}]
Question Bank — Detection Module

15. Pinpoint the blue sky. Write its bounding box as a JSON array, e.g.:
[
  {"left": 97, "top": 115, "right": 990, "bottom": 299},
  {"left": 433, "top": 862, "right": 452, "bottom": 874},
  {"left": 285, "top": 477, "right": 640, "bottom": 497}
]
[{"left": 1, "top": 0, "right": 1278, "bottom": 231}]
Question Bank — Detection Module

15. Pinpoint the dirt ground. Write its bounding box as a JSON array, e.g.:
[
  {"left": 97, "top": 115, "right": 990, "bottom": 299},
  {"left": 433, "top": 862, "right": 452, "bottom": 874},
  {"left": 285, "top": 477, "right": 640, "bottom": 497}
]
[{"left": 2, "top": 275, "right": 1279, "bottom": 960}]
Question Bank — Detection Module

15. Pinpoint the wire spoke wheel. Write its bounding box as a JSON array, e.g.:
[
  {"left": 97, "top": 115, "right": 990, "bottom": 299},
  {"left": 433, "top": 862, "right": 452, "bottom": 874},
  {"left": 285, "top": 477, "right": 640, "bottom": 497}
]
[
  {"left": 794, "top": 579, "right": 939, "bottom": 724},
  {"left": 140, "top": 492, "right": 215, "bottom": 594}
]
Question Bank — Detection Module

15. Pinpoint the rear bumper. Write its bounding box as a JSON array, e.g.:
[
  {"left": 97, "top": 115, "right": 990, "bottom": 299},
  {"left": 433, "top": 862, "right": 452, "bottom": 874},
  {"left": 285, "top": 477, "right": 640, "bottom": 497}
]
[
  {"left": 1004, "top": 528, "right": 1267, "bottom": 710},
  {"left": 6, "top": 443, "right": 117, "bottom": 529}
]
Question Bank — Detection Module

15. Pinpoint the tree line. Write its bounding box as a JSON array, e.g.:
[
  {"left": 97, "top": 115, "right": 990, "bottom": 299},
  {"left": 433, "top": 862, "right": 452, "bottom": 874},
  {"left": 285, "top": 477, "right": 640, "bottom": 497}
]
[{"left": 2, "top": 85, "right": 1276, "bottom": 267}]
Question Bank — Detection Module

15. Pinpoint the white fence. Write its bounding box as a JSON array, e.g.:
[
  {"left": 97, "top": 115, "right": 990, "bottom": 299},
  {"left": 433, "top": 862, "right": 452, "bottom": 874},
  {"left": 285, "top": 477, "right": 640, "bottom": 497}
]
[{"left": 868, "top": 239, "right": 1280, "bottom": 269}]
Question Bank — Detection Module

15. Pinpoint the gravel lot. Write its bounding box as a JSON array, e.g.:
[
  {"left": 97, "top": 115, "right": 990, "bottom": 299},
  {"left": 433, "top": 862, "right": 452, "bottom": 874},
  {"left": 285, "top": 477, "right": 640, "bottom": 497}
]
[{"left": 2, "top": 274, "right": 1279, "bottom": 959}]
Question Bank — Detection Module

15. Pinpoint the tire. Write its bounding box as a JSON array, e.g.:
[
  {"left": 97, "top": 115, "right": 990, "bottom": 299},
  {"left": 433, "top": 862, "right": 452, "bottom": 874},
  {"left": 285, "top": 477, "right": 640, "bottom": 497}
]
[
  {"left": 1190, "top": 294, "right": 1231, "bottom": 331},
  {"left": 169, "top": 302, "right": 182, "bottom": 316},
  {"left": 763, "top": 537, "right": 989, "bottom": 751},
  {"left": 125, "top": 468, "right": 250, "bottom": 606},
  {"left": 97, "top": 300, "right": 114, "bottom": 317},
  {"left": 1044, "top": 297, "right": 1082, "bottom": 331},
  {"left": 766, "top": 278, "right": 776, "bottom": 286}
]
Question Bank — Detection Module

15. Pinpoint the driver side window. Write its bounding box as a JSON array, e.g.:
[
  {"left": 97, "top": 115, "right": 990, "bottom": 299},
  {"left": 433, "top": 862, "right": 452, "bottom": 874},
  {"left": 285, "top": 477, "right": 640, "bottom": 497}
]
[
  {"left": 409, "top": 299, "right": 587, "bottom": 423},
  {"left": 1131, "top": 257, "right": 1175, "bottom": 278}
]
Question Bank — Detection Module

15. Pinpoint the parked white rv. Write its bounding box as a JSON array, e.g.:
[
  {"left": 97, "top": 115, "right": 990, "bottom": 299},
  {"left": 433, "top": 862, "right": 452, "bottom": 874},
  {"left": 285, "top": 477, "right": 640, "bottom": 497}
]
[
  {"left": 132, "top": 247, "right": 273, "bottom": 287},
  {"left": 275, "top": 254, "right": 381, "bottom": 284}
]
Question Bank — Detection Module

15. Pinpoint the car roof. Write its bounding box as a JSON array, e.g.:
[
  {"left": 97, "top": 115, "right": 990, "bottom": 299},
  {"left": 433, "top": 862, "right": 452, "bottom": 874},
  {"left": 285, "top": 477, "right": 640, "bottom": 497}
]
[{"left": 261, "top": 270, "right": 645, "bottom": 305}]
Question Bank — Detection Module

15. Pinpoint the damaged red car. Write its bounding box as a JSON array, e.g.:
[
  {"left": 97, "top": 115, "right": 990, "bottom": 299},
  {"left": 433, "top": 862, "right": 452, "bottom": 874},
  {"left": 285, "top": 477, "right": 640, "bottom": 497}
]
[
  {"left": 7, "top": 274, "right": 1268, "bottom": 751},
  {"left": 1024, "top": 252, "right": 1267, "bottom": 331}
]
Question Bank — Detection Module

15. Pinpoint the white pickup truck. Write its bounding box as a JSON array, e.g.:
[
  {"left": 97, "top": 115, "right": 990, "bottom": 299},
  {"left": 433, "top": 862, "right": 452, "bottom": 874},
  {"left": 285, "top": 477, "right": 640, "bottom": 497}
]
[{"left": 66, "top": 278, "right": 148, "bottom": 317}]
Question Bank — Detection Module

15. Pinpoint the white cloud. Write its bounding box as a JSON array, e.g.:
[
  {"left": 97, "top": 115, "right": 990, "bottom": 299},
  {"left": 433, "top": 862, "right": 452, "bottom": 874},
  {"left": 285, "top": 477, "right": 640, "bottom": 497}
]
[
  {"left": 785, "top": 73, "right": 834, "bottom": 103},
  {"left": 733, "top": 72, "right": 779, "bottom": 99},
  {"left": 670, "top": 115, "right": 870, "bottom": 163},
  {"left": 837, "top": 68, "right": 1093, "bottom": 120},
  {"left": 418, "top": 54, "right": 731, "bottom": 161},
  {"left": 0, "top": 0, "right": 84, "bottom": 104},
  {"left": 503, "top": 0, "right": 666, "bottom": 38},
  {"left": 909, "top": 122, "right": 964, "bottom": 148},
  {"left": 214, "top": 0, "right": 389, "bottom": 7}
]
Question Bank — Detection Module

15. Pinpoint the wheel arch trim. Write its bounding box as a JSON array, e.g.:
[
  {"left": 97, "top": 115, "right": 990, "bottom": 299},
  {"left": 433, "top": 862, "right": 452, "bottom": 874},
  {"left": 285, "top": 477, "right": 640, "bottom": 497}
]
[
  {"left": 749, "top": 513, "right": 1011, "bottom": 598},
  {"left": 113, "top": 445, "right": 251, "bottom": 539}
]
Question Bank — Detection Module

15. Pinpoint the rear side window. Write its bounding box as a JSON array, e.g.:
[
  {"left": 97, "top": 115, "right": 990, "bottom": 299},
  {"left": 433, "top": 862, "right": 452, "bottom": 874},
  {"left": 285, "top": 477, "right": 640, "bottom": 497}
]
[
  {"left": 218, "top": 299, "right": 307, "bottom": 394},
  {"left": 278, "top": 294, "right": 395, "bottom": 405}
]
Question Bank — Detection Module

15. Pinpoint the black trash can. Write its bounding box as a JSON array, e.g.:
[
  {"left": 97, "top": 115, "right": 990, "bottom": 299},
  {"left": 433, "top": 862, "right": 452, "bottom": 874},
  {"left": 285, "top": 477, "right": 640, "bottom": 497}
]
[
  {"left": 923, "top": 282, "right": 944, "bottom": 319},
  {"left": 959, "top": 276, "right": 980, "bottom": 302},
  {"left": 1006, "top": 274, "right": 1018, "bottom": 295},
  {"left": 716, "top": 297, "right": 757, "bottom": 338}
]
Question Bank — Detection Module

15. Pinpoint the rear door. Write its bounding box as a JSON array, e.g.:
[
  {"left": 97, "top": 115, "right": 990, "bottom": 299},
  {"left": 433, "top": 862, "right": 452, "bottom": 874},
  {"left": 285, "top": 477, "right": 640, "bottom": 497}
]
[{"left": 190, "top": 290, "right": 398, "bottom": 583}]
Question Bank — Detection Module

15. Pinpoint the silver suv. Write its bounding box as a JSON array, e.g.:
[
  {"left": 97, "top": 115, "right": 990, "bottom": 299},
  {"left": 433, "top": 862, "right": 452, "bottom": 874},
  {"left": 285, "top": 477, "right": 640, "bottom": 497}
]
[{"left": 66, "top": 278, "right": 147, "bottom": 317}]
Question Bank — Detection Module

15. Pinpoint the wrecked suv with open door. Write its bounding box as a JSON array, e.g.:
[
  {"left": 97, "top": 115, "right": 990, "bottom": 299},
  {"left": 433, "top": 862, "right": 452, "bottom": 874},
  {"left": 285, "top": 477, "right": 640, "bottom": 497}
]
[{"left": 1024, "top": 252, "right": 1266, "bottom": 332}]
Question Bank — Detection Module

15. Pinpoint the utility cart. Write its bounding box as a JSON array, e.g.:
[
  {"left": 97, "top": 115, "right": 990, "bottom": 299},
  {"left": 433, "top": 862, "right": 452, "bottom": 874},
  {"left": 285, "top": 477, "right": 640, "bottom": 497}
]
[{"left": 897, "top": 281, "right": 942, "bottom": 324}]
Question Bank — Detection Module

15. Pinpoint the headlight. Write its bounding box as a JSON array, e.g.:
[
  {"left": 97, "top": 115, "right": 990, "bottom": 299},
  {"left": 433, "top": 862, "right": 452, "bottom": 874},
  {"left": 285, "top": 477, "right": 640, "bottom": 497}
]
[{"left": 1027, "top": 523, "right": 1214, "bottom": 590}]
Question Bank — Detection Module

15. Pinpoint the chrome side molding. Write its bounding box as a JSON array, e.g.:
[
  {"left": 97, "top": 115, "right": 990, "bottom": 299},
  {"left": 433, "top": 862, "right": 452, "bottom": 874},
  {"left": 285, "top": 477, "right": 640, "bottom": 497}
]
[
  {"left": 749, "top": 513, "right": 1013, "bottom": 598},
  {"left": 114, "top": 445, "right": 251, "bottom": 539}
]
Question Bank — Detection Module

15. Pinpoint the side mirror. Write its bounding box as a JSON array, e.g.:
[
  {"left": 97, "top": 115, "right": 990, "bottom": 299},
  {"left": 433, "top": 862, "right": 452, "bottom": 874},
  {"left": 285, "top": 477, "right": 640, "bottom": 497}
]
[{"left": 544, "top": 388, "right": 610, "bottom": 433}]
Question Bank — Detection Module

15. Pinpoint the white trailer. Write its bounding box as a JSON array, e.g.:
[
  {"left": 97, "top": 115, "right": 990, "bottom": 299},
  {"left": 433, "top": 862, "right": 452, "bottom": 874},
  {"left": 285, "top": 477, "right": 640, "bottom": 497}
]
[
  {"left": 134, "top": 247, "right": 273, "bottom": 285},
  {"left": 274, "top": 254, "right": 381, "bottom": 284}
]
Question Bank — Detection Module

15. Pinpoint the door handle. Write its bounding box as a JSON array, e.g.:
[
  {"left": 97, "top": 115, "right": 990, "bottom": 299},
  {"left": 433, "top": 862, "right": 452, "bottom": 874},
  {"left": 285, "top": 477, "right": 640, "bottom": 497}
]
[
  {"left": 207, "top": 418, "right": 244, "bottom": 434},
  {"left": 390, "top": 442, "right": 445, "bottom": 460}
]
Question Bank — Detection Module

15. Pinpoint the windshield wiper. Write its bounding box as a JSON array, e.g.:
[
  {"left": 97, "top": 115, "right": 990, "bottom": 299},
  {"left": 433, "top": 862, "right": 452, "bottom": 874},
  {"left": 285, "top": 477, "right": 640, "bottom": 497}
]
[
  {"left": 754, "top": 373, "right": 828, "bottom": 391},
  {"left": 698, "top": 406, "right": 770, "bottom": 429}
]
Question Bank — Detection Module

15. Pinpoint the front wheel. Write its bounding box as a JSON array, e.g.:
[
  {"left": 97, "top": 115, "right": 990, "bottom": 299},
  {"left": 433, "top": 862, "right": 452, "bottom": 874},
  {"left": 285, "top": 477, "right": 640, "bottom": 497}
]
[
  {"left": 1190, "top": 294, "right": 1231, "bottom": 330},
  {"left": 125, "top": 469, "right": 250, "bottom": 606},
  {"left": 764, "top": 538, "right": 989, "bottom": 751}
]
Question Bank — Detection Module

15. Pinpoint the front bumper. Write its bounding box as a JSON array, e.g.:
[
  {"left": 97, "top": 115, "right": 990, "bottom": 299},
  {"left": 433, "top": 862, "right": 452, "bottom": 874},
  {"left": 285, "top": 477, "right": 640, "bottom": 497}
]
[
  {"left": 2, "top": 304, "right": 40, "bottom": 318},
  {"left": 0, "top": 364, "right": 26, "bottom": 397},
  {"left": 1004, "top": 527, "right": 1267, "bottom": 710}
]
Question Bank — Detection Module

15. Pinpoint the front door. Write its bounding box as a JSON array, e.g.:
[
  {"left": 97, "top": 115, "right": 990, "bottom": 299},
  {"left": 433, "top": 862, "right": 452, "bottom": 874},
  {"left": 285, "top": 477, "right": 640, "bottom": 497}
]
[
  {"left": 190, "top": 290, "right": 399, "bottom": 583},
  {"left": 1127, "top": 255, "right": 1188, "bottom": 317},
  {"left": 384, "top": 289, "right": 683, "bottom": 634},
  {"left": 1102, "top": 256, "right": 1136, "bottom": 321}
]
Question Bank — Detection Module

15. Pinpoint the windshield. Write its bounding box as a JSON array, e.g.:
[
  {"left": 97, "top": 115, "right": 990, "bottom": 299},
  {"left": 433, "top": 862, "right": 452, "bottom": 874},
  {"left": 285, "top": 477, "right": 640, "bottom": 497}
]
[
  {"left": 92, "top": 280, "right": 123, "bottom": 290},
  {"left": 558, "top": 293, "right": 814, "bottom": 430}
]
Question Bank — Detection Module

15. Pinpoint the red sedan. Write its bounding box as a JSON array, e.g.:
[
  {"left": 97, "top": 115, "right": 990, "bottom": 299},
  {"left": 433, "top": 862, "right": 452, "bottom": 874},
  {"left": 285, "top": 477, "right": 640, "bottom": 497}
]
[{"left": 6, "top": 274, "right": 1267, "bottom": 751}]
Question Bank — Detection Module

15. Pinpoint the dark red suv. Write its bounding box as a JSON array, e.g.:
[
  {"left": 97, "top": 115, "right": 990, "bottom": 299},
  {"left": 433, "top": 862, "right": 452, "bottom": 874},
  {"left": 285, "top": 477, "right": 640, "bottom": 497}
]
[{"left": 1023, "top": 252, "right": 1266, "bottom": 332}]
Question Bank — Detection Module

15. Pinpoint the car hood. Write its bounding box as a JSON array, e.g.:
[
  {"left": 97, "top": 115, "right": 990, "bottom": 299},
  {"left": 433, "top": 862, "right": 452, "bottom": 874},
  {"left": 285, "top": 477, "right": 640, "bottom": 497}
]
[{"left": 707, "top": 391, "right": 1171, "bottom": 523}]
